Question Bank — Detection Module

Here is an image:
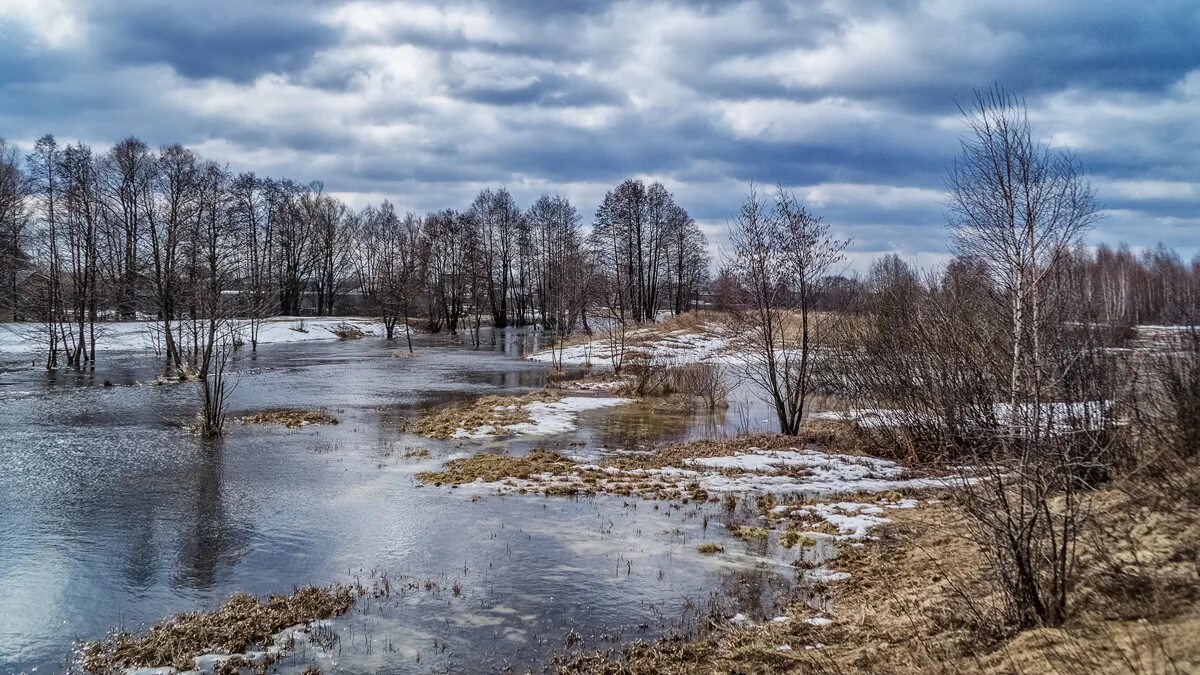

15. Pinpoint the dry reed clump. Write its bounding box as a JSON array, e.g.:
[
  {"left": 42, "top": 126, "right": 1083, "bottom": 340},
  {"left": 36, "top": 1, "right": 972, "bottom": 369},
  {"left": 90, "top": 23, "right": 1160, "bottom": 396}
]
[
  {"left": 240, "top": 409, "right": 339, "bottom": 428},
  {"left": 80, "top": 584, "right": 355, "bottom": 674},
  {"left": 697, "top": 543, "right": 725, "bottom": 555},
  {"left": 329, "top": 322, "right": 367, "bottom": 340},
  {"left": 407, "top": 390, "right": 562, "bottom": 440},
  {"left": 415, "top": 449, "right": 577, "bottom": 486}
]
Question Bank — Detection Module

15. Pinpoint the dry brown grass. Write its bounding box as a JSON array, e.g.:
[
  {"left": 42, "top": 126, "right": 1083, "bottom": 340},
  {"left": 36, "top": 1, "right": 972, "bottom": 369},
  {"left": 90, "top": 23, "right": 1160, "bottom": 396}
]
[
  {"left": 556, "top": 473, "right": 1200, "bottom": 674},
  {"left": 697, "top": 543, "right": 725, "bottom": 555},
  {"left": 240, "top": 409, "right": 339, "bottom": 428},
  {"left": 603, "top": 425, "right": 862, "bottom": 472},
  {"left": 81, "top": 584, "right": 355, "bottom": 673},
  {"left": 413, "top": 426, "right": 873, "bottom": 504},
  {"left": 329, "top": 322, "right": 368, "bottom": 340},
  {"left": 416, "top": 449, "right": 577, "bottom": 486},
  {"left": 407, "top": 390, "right": 561, "bottom": 440}
]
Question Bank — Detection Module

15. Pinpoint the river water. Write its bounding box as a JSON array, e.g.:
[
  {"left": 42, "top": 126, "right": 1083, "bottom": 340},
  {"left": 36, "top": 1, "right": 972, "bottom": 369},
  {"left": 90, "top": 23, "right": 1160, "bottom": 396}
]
[{"left": 0, "top": 329, "right": 796, "bottom": 673}]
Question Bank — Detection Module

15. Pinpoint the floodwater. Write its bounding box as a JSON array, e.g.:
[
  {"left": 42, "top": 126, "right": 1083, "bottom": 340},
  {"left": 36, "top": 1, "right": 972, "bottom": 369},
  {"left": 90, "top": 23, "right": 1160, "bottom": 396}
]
[{"left": 0, "top": 328, "right": 802, "bottom": 674}]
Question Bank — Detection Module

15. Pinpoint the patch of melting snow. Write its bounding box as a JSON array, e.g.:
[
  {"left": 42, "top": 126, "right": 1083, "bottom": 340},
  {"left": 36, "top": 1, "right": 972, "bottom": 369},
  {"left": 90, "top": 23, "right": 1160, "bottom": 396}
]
[
  {"left": 529, "top": 325, "right": 736, "bottom": 367},
  {"left": 729, "top": 613, "right": 754, "bottom": 626},
  {"left": 450, "top": 396, "right": 632, "bottom": 439}
]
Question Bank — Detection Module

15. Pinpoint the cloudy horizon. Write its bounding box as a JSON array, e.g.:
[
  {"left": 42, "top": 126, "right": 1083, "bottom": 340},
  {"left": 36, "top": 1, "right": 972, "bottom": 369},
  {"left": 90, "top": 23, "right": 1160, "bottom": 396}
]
[{"left": 2, "top": 0, "right": 1197, "bottom": 269}]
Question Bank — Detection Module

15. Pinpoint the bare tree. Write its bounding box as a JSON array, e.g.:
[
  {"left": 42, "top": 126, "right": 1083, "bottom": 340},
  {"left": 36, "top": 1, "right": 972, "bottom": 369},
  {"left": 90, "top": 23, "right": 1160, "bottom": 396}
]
[
  {"left": 726, "top": 184, "right": 848, "bottom": 435},
  {"left": 101, "top": 137, "right": 151, "bottom": 321},
  {"left": 228, "top": 172, "right": 274, "bottom": 350},
  {"left": 145, "top": 144, "right": 195, "bottom": 370},
  {"left": 0, "top": 139, "right": 30, "bottom": 322},
  {"left": 58, "top": 142, "right": 102, "bottom": 368},
  {"left": 948, "top": 86, "right": 1099, "bottom": 430},
  {"left": 26, "top": 135, "right": 67, "bottom": 368}
]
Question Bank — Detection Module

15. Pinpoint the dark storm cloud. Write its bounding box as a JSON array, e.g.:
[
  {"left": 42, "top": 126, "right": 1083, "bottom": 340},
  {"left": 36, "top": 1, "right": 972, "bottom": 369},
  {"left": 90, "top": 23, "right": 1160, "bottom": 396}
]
[
  {"left": 91, "top": 1, "right": 335, "bottom": 81},
  {"left": 1, "top": 0, "right": 1197, "bottom": 263}
]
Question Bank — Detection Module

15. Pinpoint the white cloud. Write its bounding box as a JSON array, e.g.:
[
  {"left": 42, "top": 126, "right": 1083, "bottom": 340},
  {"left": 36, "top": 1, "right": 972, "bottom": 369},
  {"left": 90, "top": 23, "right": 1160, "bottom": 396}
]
[{"left": 0, "top": 0, "right": 83, "bottom": 48}]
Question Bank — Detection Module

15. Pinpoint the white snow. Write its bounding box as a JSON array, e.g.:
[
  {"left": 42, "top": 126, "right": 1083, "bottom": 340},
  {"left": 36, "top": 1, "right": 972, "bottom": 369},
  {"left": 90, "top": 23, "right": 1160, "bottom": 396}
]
[
  {"left": 529, "top": 325, "right": 735, "bottom": 368},
  {"left": 0, "top": 317, "right": 393, "bottom": 356},
  {"left": 803, "top": 617, "right": 832, "bottom": 626},
  {"left": 729, "top": 613, "right": 754, "bottom": 626},
  {"left": 814, "top": 400, "right": 1114, "bottom": 433}
]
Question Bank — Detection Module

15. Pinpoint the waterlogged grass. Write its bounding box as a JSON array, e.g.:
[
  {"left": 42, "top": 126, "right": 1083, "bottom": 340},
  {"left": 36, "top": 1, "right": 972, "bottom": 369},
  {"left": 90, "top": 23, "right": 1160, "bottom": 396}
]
[
  {"left": 413, "top": 428, "right": 870, "bottom": 503},
  {"left": 730, "top": 525, "right": 770, "bottom": 540},
  {"left": 779, "top": 529, "right": 816, "bottom": 549},
  {"left": 407, "top": 390, "right": 562, "bottom": 440},
  {"left": 80, "top": 584, "right": 355, "bottom": 673},
  {"left": 416, "top": 449, "right": 578, "bottom": 486},
  {"left": 240, "top": 409, "right": 340, "bottom": 428}
]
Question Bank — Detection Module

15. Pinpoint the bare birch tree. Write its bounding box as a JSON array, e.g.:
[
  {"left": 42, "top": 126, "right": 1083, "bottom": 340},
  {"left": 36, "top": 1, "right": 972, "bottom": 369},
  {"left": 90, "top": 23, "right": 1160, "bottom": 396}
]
[{"left": 948, "top": 86, "right": 1098, "bottom": 433}]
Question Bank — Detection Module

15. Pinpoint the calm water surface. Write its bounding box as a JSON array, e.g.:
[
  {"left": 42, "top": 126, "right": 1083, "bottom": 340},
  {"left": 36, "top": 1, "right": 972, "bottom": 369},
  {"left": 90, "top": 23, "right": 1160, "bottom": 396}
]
[{"left": 0, "top": 328, "right": 794, "bottom": 674}]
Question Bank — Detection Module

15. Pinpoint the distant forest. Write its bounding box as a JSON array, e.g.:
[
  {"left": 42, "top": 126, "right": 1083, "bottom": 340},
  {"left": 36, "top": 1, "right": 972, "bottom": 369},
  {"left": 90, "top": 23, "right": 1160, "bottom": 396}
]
[{"left": 0, "top": 132, "right": 1197, "bottom": 375}]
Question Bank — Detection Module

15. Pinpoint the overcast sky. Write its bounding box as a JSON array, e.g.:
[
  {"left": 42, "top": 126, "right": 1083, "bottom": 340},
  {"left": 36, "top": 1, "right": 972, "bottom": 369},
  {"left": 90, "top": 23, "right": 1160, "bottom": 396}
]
[{"left": 1, "top": 0, "right": 1197, "bottom": 268}]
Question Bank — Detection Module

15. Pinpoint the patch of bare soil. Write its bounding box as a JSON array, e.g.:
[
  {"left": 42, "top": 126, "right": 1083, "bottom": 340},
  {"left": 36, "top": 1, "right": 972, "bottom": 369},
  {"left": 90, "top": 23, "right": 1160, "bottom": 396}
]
[
  {"left": 81, "top": 584, "right": 355, "bottom": 673},
  {"left": 406, "top": 390, "right": 562, "bottom": 440},
  {"left": 241, "top": 409, "right": 339, "bottom": 428},
  {"left": 556, "top": 477, "right": 1200, "bottom": 674}
]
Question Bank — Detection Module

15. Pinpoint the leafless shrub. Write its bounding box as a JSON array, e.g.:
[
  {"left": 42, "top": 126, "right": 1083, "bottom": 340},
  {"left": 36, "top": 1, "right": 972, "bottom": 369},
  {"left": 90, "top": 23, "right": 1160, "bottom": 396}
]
[
  {"left": 724, "top": 184, "right": 849, "bottom": 435},
  {"left": 671, "top": 362, "right": 729, "bottom": 410},
  {"left": 329, "top": 321, "right": 366, "bottom": 340},
  {"left": 622, "top": 351, "right": 673, "bottom": 397},
  {"left": 1141, "top": 327, "right": 1200, "bottom": 462}
]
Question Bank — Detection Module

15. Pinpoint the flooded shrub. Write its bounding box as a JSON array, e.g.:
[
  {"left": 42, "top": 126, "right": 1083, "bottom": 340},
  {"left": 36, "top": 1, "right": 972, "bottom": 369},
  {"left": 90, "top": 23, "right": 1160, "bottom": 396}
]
[
  {"left": 621, "top": 351, "right": 673, "bottom": 397},
  {"left": 671, "top": 362, "right": 729, "bottom": 410}
]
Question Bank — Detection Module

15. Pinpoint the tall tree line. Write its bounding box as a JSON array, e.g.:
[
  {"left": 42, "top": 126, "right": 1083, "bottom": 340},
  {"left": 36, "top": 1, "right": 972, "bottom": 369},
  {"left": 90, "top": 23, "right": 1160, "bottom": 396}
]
[{"left": 0, "top": 134, "right": 714, "bottom": 369}]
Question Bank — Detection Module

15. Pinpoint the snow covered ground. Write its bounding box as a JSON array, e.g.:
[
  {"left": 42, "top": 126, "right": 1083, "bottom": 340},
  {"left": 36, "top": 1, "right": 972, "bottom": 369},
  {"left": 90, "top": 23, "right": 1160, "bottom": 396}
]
[
  {"left": 450, "top": 396, "right": 632, "bottom": 439},
  {"left": 812, "top": 400, "right": 1113, "bottom": 432},
  {"left": 0, "top": 317, "right": 389, "bottom": 355},
  {"left": 529, "top": 323, "right": 735, "bottom": 367}
]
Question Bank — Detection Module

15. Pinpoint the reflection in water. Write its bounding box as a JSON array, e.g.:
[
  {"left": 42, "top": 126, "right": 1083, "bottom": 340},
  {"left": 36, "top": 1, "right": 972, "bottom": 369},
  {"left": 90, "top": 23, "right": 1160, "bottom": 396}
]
[
  {"left": 174, "top": 444, "right": 250, "bottom": 591},
  {"left": 0, "top": 328, "right": 797, "bottom": 673}
]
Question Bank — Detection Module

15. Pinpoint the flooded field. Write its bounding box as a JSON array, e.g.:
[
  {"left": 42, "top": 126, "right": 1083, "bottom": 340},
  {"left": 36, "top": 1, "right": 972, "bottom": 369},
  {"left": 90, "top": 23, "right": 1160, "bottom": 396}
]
[{"left": 0, "top": 328, "right": 798, "bottom": 673}]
